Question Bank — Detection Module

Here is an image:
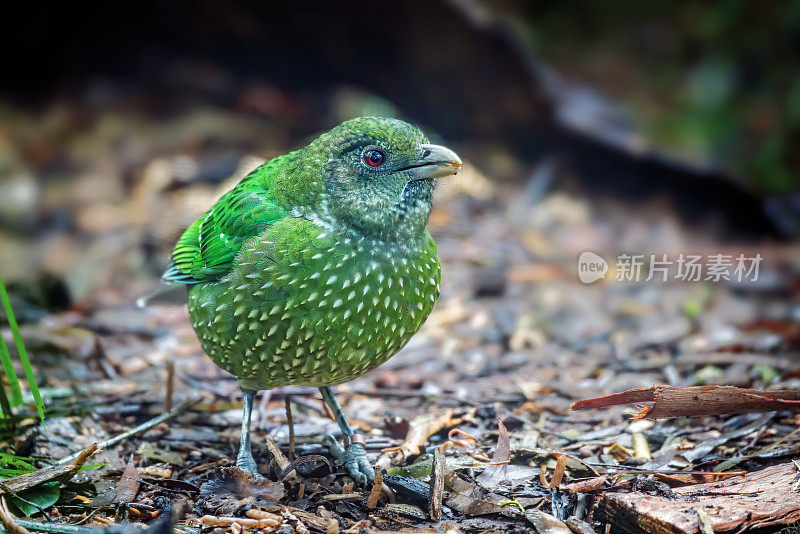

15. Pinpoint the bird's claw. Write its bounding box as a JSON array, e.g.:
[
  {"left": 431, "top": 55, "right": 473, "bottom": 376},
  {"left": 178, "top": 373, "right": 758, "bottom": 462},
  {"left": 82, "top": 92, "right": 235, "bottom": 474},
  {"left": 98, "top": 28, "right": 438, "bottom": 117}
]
[
  {"left": 235, "top": 452, "right": 266, "bottom": 480},
  {"left": 324, "top": 434, "right": 374, "bottom": 486}
]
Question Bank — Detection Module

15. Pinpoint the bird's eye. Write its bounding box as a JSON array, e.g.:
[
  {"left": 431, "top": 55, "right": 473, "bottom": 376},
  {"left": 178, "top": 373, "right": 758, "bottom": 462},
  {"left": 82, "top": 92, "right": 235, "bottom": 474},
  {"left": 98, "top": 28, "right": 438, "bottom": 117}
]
[{"left": 363, "top": 149, "right": 385, "bottom": 167}]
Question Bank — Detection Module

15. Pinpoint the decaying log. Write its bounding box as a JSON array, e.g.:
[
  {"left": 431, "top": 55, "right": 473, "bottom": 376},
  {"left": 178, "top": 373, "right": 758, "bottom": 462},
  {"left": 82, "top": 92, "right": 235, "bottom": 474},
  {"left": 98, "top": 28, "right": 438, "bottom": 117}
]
[
  {"left": 595, "top": 462, "right": 800, "bottom": 534},
  {"left": 571, "top": 385, "right": 800, "bottom": 419}
]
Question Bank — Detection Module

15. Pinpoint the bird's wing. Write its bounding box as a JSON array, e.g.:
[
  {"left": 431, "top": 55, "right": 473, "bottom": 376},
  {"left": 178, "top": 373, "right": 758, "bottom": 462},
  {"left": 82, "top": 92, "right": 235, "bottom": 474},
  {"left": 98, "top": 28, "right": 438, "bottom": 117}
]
[{"left": 163, "top": 167, "right": 288, "bottom": 284}]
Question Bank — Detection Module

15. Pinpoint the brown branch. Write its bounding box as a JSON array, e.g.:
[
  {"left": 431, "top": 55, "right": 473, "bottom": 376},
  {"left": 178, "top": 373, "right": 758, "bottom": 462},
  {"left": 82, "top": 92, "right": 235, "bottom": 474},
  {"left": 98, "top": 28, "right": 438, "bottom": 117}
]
[
  {"left": 0, "top": 496, "right": 29, "bottom": 534},
  {"left": 165, "top": 361, "right": 174, "bottom": 411},
  {"left": 1, "top": 444, "right": 98, "bottom": 495},
  {"left": 571, "top": 386, "right": 800, "bottom": 419}
]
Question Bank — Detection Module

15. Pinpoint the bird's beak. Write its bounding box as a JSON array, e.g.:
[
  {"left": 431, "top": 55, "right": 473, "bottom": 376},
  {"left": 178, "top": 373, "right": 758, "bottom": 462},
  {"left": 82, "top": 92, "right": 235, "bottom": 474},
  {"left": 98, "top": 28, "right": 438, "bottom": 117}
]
[{"left": 406, "top": 144, "right": 462, "bottom": 180}]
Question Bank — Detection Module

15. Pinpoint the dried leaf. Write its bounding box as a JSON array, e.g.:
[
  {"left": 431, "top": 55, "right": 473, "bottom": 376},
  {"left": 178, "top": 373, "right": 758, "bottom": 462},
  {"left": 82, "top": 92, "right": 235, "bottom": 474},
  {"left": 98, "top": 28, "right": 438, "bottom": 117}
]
[
  {"left": 113, "top": 461, "right": 140, "bottom": 504},
  {"left": 476, "top": 419, "right": 511, "bottom": 489},
  {"left": 525, "top": 509, "right": 571, "bottom": 534},
  {"left": 445, "top": 472, "right": 514, "bottom": 517},
  {"left": 198, "top": 467, "right": 284, "bottom": 516}
]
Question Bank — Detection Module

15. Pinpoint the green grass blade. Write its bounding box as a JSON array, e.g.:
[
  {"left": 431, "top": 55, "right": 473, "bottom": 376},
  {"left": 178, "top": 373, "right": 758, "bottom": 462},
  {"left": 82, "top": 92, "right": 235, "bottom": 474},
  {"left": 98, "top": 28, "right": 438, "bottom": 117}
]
[
  {"left": 0, "top": 451, "right": 37, "bottom": 473},
  {"left": 0, "top": 380, "right": 14, "bottom": 425},
  {"left": 0, "top": 276, "right": 45, "bottom": 424},
  {"left": 0, "top": 326, "right": 22, "bottom": 407}
]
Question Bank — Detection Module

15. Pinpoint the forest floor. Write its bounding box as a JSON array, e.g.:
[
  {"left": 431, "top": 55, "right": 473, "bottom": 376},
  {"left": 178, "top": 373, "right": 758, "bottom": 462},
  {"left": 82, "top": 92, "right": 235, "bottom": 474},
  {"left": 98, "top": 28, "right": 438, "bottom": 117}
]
[{"left": 2, "top": 98, "right": 800, "bottom": 533}]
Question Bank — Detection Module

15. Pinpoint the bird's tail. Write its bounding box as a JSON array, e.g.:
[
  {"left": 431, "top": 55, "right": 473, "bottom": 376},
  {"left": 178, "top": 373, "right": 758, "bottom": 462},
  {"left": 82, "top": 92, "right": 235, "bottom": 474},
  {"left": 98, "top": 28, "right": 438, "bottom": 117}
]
[{"left": 135, "top": 282, "right": 187, "bottom": 308}]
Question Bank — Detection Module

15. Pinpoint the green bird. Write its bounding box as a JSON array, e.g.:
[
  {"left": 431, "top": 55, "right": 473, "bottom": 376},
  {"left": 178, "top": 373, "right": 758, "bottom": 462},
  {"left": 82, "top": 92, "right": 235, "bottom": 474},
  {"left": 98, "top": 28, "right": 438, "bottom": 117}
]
[{"left": 164, "top": 117, "right": 461, "bottom": 484}]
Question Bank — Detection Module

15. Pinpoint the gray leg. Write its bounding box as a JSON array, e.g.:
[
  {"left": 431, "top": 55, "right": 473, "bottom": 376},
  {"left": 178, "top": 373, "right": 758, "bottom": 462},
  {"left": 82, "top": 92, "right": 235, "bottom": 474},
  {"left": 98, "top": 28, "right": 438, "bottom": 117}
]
[
  {"left": 236, "top": 387, "right": 260, "bottom": 476},
  {"left": 320, "top": 386, "right": 374, "bottom": 485}
]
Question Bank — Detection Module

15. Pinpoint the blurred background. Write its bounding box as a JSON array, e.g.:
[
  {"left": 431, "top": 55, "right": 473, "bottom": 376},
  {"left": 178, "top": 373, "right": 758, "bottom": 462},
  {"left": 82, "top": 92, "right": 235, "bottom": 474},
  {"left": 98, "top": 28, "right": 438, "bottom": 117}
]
[
  {"left": 2, "top": 0, "right": 799, "bottom": 311},
  {"left": 1, "top": 3, "right": 800, "bottom": 528}
]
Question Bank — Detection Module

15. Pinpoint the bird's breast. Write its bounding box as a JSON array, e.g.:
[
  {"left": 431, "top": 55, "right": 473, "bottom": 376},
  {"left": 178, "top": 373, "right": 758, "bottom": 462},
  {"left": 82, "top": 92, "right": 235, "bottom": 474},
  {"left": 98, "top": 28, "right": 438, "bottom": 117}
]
[{"left": 188, "top": 218, "right": 440, "bottom": 388}]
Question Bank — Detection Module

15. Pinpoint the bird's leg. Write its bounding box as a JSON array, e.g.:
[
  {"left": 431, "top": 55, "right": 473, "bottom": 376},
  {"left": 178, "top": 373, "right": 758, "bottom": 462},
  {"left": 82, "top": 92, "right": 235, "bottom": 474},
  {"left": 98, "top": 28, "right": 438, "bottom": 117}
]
[
  {"left": 236, "top": 387, "right": 261, "bottom": 477},
  {"left": 320, "top": 386, "right": 374, "bottom": 485}
]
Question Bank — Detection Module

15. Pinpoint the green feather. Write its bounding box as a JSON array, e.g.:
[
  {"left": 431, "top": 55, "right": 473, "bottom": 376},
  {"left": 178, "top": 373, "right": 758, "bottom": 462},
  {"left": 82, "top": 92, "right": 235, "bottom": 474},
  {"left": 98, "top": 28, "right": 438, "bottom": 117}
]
[
  {"left": 164, "top": 158, "right": 290, "bottom": 283},
  {"left": 164, "top": 117, "right": 459, "bottom": 389}
]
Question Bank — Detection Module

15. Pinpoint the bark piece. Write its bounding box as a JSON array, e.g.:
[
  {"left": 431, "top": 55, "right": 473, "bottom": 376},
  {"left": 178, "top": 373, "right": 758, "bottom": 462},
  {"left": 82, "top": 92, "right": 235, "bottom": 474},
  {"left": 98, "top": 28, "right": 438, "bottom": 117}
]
[
  {"left": 428, "top": 449, "right": 444, "bottom": 520},
  {"left": 571, "top": 386, "right": 800, "bottom": 419},
  {"left": 367, "top": 466, "right": 384, "bottom": 509},
  {"left": 595, "top": 462, "right": 800, "bottom": 533}
]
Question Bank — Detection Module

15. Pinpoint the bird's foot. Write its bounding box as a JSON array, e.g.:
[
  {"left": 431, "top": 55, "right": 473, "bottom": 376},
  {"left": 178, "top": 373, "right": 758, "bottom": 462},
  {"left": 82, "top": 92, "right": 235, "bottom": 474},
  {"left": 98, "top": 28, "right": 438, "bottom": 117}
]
[
  {"left": 324, "top": 434, "right": 374, "bottom": 486},
  {"left": 235, "top": 451, "right": 265, "bottom": 480}
]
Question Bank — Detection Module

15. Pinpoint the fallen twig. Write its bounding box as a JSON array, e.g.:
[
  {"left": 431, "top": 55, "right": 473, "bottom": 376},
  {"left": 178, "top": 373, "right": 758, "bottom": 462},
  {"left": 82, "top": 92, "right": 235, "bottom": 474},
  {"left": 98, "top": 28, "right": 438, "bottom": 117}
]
[
  {"left": 57, "top": 398, "right": 198, "bottom": 465},
  {"left": 0, "top": 496, "right": 30, "bottom": 534},
  {"left": 285, "top": 397, "right": 295, "bottom": 460},
  {"left": 571, "top": 385, "right": 800, "bottom": 418},
  {"left": 2, "top": 444, "right": 98, "bottom": 494},
  {"left": 266, "top": 435, "right": 299, "bottom": 484},
  {"left": 164, "top": 362, "right": 174, "bottom": 411},
  {"left": 429, "top": 449, "right": 444, "bottom": 520},
  {"left": 376, "top": 410, "right": 463, "bottom": 468},
  {"left": 321, "top": 492, "right": 361, "bottom": 501}
]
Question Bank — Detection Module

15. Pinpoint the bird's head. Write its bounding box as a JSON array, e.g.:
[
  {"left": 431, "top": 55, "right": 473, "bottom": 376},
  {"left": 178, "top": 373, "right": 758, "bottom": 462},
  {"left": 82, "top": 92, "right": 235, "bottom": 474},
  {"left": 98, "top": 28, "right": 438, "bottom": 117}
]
[{"left": 309, "top": 117, "right": 461, "bottom": 242}]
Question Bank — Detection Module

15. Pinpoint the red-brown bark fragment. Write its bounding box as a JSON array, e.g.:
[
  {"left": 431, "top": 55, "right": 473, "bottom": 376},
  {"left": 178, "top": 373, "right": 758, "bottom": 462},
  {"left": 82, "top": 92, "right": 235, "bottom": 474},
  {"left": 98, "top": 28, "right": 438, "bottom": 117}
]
[
  {"left": 595, "top": 462, "right": 800, "bottom": 534},
  {"left": 571, "top": 386, "right": 800, "bottom": 419}
]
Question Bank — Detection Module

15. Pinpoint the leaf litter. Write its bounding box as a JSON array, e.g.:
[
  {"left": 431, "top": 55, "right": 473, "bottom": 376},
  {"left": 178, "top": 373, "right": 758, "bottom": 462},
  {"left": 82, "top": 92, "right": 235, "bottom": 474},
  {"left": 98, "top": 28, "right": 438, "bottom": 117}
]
[{"left": 1, "top": 91, "right": 800, "bottom": 533}]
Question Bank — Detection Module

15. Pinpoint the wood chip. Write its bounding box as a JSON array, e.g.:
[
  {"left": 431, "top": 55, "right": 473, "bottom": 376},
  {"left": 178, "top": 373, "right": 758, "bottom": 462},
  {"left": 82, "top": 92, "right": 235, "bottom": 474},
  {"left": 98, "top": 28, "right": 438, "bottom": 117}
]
[
  {"left": 595, "top": 462, "right": 800, "bottom": 533},
  {"left": 199, "top": 514, "right": 281, "bottom": 529},
  {"left": 631, "top": 432, "right": 651, "bottom": 459},
  {"left": 139, "top": 465, "right": 172, "bottom": 478}
]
